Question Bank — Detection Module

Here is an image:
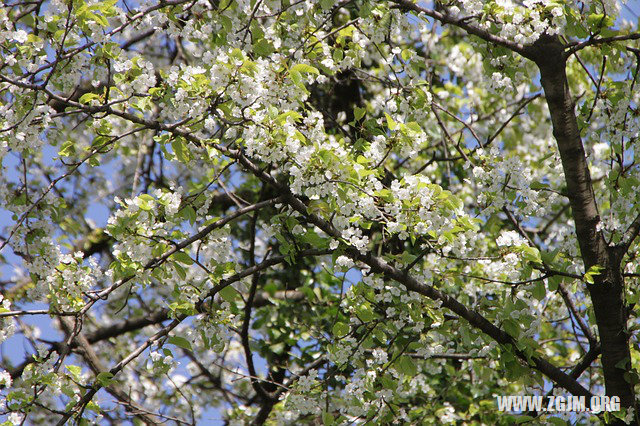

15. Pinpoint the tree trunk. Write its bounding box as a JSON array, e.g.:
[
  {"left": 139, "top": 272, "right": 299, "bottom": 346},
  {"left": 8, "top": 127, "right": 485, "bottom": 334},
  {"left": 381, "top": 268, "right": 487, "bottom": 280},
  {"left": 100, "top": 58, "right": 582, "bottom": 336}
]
[{"left": 526, "top": 35, "right": 637, "bottom": 417}]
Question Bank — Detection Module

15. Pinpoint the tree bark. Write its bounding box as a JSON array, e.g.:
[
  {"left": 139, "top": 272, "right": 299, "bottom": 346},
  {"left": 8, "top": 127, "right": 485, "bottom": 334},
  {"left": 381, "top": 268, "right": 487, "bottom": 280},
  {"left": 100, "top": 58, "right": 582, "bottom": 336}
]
[{"left": 526, "top": 35, "right": 637, "bottom": 416}]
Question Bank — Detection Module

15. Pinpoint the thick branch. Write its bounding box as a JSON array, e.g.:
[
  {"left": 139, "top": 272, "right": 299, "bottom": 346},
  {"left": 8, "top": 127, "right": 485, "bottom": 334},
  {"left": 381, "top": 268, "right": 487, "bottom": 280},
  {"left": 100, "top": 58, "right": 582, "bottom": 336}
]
[{"left": 390, "top": 0, "right": 527, "bottom": 55}]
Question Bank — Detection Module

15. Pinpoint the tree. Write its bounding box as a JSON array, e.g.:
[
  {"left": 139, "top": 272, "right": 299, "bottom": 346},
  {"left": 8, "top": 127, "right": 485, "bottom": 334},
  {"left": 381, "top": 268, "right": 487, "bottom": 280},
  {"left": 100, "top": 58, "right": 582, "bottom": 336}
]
[{"left": 0, "top": 0, "right": 639, "bottom": 424}]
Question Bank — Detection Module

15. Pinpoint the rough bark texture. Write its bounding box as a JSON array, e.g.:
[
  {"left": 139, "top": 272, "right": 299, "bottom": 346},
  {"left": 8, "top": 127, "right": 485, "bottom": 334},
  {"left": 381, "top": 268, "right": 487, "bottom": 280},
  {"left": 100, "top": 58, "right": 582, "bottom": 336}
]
[{"left": 526, "top": 36, "right": 637, "bottom": 415}]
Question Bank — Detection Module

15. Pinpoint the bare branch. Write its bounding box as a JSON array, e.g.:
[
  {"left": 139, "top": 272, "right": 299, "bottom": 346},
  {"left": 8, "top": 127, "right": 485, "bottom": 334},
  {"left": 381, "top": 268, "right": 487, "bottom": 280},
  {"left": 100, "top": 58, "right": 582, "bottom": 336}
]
[{"left": 566, "top": 32, "right": 640, "bottom": 57}]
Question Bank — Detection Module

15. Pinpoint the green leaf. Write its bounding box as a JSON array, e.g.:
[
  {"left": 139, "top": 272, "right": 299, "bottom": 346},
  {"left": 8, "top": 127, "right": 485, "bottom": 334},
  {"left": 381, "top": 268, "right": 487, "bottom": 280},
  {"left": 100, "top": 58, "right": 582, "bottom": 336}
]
[
  {"left": 253, "top": 38, "right": 274, "bottom": 56},
  {"left": 513, "top": 416, "right": 536, "bottom": 424},
  {"left": 230, "top": 48, "right": 244, "bottom": 61},
  {"left": 276, "top": 110, "right": 303, "bottom": 125},
  {"left": 548, "top": 274, "right": 562, "bottom": 291},
  {"left": 66, "top": 365, "right": 82, "bottom": 380},
  {"left": 547, "top": 417, "right": 569, "bottom": 426},
  {"left": 289, "top": 70, "right": 303, "bottom": 86},
  {"left": 584, "top": 264, "right": 604, "bottom": 284},
  {"left": 503, "top": 319, "right": 520, "bottom": 337},
  {"left": 587, "top": 13, "right": 615, "bottom": 29},
  {"left": 179, "top": 205, "right": 197, "bottom": 224},
  {"left": 79, "top": 92, "right": 100, "bottom": 104},
  {"left": 88, "top": 156, "right": 100, "bottom": 167},
  {"left": 168, "top": 336, "right": 193, "bottom": 351},
  {"left": 405, "top": 121, "right": 422, "bottom": 134},
  {"left": 537, "top": 151, "right": 556, "bottom": 166},
  {"left": 137, "top": 198, "right": 153, "bottom": 211},
  {"left": 615, "top": 357, "right": 630, "bottom": 369},
  {"left": 96, "top": 372, "right": 115, "bottom": 387},
  {"left": 171, "top": 138, "right": 191, "bottom": 163},
  {"left": 332, "top": 322, "right": 349, "bottom": 338},
  {"left": 59, "top": 140, "right": 76, "bottom": 157},
  {"left": 384, "top": 112, "right": 397, "bottom": 130},
  {"left": 290, "top": 63, "right": 320, "bottom": 75},
  {"left": 173, "top": 262, "right": 186, "bottom": 280},
  {"left": 540, "top": 248, "right": 560, "bottom": 265},
  {"left": 172, "top": 251, "right": 193, "bottom": 265},
  {"left": 219, "top": 285, "right": 238, "bottom": 302},
  {"left": 532, "top": 281, "right": 546, "bottom": 301},
  {"left": 269, "top": 342, "right": 286, "bottom": 355},
  {"left": 520, "top": 245, "right": 542, "bottom": 264},
  {"left": 624, "top": 370, "right": 640, "bottom": 385},
  {"left": 530, "top": 181, "right": 549, "bottom": 190},
  {"left": 332, "top": 48, "right": 343, "bottom": 63},
  {"left": 395, "top": 355, "right": 417, "bottom": 376},
  {"left": 356, "top": 304, "right": 375, "bottom": 322},
  {"left": 380, "top": 375, "right": 397, "bottom": 389}
]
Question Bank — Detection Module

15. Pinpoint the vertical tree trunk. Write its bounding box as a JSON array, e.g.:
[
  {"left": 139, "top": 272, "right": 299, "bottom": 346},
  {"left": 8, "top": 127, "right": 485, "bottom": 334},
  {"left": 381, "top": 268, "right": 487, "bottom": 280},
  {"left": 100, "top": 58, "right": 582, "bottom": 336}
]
[{"left": 526, "top": 36, "right": 637, "bottom": 416}]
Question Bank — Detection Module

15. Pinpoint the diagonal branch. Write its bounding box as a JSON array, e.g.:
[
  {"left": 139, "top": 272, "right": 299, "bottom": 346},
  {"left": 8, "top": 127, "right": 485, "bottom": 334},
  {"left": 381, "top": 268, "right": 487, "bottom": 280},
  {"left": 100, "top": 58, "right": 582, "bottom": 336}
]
[
  {"left": 389, "top": 0, "right": 527, "bottom": 55},
  {"left": 59, "top": 318, "right": 162, "bottom": 425},
  {"left": 55, "top": 318, "right": 182, "bottom": 425},
  {"left": 565, "top": 32, "right": 640, "bottom": 57},
  {"left": 352, "top": 245, "right": 593, "bottom": 397},
  {"left": 220, "top": 150, "right": 593, "bottom": 397},
  {"left": 620, "top": 211, "right": 640, "bottom": 254},
  {"left": 557, "top": 282, "right": 597, "bottom": 345}
]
